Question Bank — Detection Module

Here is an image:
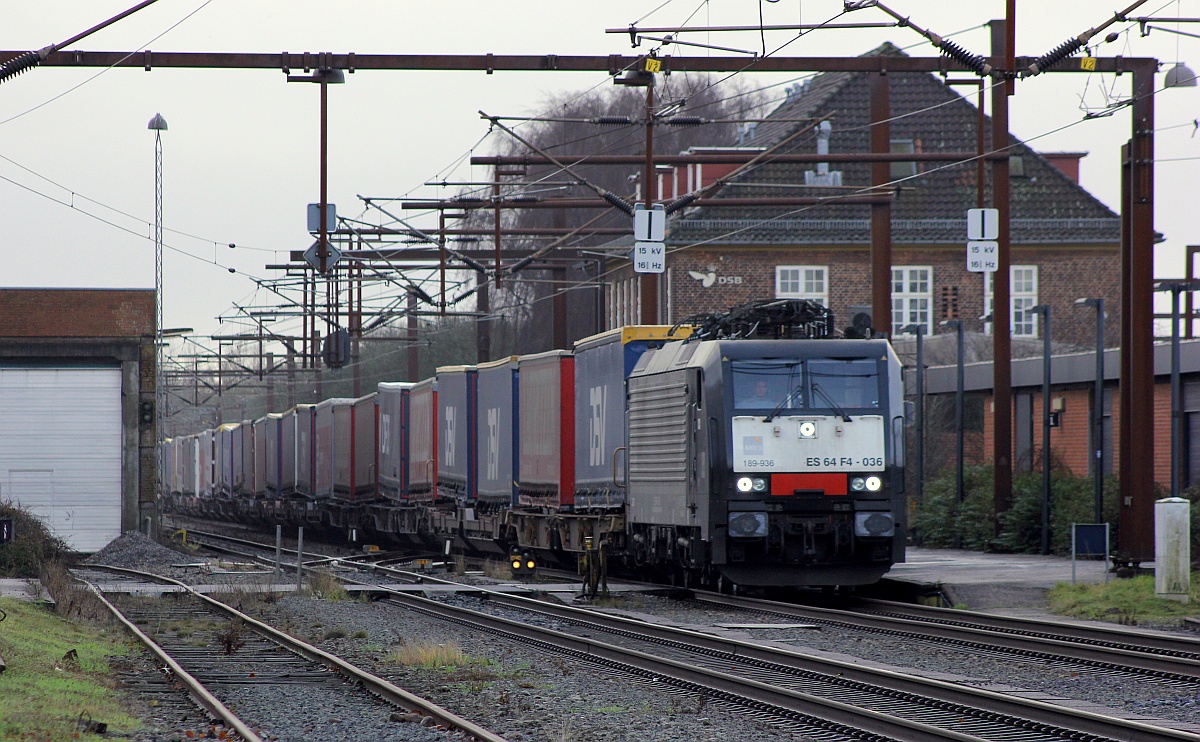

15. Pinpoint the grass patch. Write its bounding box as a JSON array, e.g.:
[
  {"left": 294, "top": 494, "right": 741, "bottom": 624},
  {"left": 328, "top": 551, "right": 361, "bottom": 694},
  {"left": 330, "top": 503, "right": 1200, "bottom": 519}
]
[
  {"left": 1048, "top": 574, "right": 1200, "bottom": 624},
  {"left": 307, "top": 571, "right": 349, "bottom": 601},
  {"left": 389, "top": 641, "right": 466, "bottom": 669},
  {"left": 0, "top": 597, "right": 142, "bottom": 739},
  {"left": 482, "top": 558, "right": 513, "bottom": 581}
]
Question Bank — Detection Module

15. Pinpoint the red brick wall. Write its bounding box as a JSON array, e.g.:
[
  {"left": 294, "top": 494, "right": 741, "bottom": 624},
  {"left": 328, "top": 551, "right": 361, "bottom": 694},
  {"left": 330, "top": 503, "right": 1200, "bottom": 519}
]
[
  {"left": 0, "top": 289, "right": 155, "bottom": 338},
  {"left": 658, "top": 244, "right": 1120, "bottom": 347},
  {"left": 980, "top": 381, "right": 1172, "bottom": 487},
  {"left": 1152, "top": 383, "right": 1172, "bottom": 485}
]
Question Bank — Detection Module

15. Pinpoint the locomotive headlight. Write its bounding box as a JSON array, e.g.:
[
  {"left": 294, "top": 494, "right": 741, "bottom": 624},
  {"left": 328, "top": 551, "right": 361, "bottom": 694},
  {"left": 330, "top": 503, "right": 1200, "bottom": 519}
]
[
  {"left": 736, "top": 476, "right": 754, "bottom": 493},
  {"left": 865, "top": 476, "right": 883, "bottom": 492},
  {"left": 798, "top": 421, "right": 817, "bottom": 439},
  {"left": 751, "top": 477, "right": 768, "bottom": 493},
  {"left": 850, "top": 477, "right": 866, "bottom": 492}
]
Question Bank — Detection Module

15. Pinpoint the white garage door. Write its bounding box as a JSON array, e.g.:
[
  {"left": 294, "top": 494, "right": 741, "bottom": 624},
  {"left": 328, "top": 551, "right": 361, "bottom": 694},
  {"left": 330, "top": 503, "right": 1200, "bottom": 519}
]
[{"left": 0, "top": 368, "right": 122, "bottom": 552}]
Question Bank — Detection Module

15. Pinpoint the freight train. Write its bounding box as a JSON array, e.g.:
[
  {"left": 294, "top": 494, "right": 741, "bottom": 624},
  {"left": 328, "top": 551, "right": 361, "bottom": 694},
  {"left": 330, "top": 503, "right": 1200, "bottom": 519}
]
[{"left": 160, "top": 300, "right": 907, "bottom": 590}]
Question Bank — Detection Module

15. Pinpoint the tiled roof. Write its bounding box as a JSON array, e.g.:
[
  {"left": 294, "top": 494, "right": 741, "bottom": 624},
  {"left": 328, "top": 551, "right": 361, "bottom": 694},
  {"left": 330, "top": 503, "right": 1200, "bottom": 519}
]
[{"left": 669, "top": 43, "right": 1120, "bottom": 247}]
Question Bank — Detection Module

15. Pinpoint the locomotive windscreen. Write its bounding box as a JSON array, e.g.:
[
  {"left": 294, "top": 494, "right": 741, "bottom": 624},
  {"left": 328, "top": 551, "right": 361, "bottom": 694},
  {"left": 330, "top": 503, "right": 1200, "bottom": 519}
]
[
  {"left": 807, "top": 358, "right": 881, "bottom": 410},
  {"left": 731, "top": 358, "right": 881, "bottom": 413}
]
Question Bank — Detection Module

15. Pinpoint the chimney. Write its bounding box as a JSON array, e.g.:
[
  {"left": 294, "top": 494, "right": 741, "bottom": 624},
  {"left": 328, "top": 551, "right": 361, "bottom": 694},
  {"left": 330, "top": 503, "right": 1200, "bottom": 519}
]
[
  {"left": 675, "top": 146, "right": 767, "bottom": 193},
  {"left": 1042, "top": 152, "right": 1087, "bottom": 183},
  {"left": 804, "top": 121, "right": 842, "bottom": 186}
]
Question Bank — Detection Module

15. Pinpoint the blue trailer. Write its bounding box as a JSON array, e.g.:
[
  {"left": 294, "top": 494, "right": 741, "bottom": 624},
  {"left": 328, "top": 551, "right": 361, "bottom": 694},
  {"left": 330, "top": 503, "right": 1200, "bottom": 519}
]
[
  {"left": 572, "top": 326, "right": 691, "bottom": 510},
  {"left": 475, "top": 357, "right": 519, "bottom": 505}
]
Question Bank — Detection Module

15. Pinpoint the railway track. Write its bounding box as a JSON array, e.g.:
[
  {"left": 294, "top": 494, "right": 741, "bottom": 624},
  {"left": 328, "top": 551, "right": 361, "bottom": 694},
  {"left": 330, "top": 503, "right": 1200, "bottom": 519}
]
[
  {"left": 74, "top": 565, "right": 506, "bottom": 742},
  {"left": 689, "top": 591, "right": 1200, "bottom": 684},
  {"left": 182, "top": 525, "right": 1200, "bottom": 685},
  {"left": 174, "top": 529, "right": 1200, "bottom": 740},
  {"left": 388, "top": 587, "right": 1200, "bottom": 742}
]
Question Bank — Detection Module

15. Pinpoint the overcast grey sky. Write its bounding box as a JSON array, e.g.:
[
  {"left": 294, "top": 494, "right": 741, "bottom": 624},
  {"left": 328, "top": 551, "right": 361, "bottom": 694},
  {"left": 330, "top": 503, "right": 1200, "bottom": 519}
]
[{"left": 2, "top": 1, "right": 1197, "bottom": 342}]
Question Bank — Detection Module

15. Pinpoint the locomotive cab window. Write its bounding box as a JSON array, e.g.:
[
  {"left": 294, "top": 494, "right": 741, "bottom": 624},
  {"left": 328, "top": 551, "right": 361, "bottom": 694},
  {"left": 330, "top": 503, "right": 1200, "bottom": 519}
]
[
  {"left": 806, "top": 358, "right": 881, "bottom": 411},
  {"left": 732, "top": 360, "right": 804, "bottom": 411}
]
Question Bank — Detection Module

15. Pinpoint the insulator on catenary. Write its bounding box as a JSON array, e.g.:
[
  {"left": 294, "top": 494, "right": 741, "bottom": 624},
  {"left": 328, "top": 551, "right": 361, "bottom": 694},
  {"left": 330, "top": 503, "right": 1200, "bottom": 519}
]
[
  {"left": 0, "top": 51, "right": 42, "bottom": 84},
  {"left": 600, "top": 191, "right": 634, "bottom": 215},
  {"left": 663, "top": 192, "right": 699, "bottom": 215},
  {"left": 459, "top": 254, "right": 488, "bottom": 274},
  {"left": 1025, "top": 38, "right": 1084, "bottom": 77},
  {"left": 937, "top": 39, "right": 992, "bottom": 77},
  {"left": 509, "top": 255, "right": 536, "bottom": 274},
  {"left": 593, "top": 115, "right": 633, "bottom": 126},
  {"left": 665, "top": 116, "right": 706, "bottom": 126}
]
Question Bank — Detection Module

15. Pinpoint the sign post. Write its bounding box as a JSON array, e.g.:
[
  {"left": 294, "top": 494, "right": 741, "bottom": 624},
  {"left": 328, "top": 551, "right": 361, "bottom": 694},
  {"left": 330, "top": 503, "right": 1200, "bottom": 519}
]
[
  {"left": 632, "top": 204, "right": 666, "bottom": 275},
  {"left": 966, "top": 208, "right": 999, "bottom": 274}
]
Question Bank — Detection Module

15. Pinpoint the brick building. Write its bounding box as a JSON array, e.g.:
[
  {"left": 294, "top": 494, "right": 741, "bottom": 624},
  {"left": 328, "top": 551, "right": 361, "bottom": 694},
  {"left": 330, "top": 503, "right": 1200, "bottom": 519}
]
[
  {"left": 926, "top": 340, "right": 1200, "bottom": 492},
  {"left": 610, "top": 43, "right": 1122, "bottom": 350},
  {"left": 0, "top": 288, "right": 157, "bottom": 551}
]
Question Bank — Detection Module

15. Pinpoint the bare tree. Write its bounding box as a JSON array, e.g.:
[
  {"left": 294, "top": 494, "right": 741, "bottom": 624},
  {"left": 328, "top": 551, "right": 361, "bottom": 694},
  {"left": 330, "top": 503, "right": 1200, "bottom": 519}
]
[{"left": 470, "top": 75, "right": 768, "bottom": 355}]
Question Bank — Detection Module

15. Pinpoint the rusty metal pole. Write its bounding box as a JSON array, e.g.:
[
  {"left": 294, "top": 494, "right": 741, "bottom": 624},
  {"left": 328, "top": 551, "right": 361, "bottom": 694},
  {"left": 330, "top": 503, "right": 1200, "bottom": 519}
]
[
  {"left": 318, "top": 77, "right": 329, "bottom": 274},
  {"left": 869, "top": 70, "right": 892, "bottom": 337},
  {"left": 352, "top": 259, "right": 361, "bottom": 398},
  {"left": 639, "top": 80, "right": 659, "bottom": 325},
  {"left": 553, "top": 267, "right": 568, "bottom": 350},
  {"left": 494, "top": 166, "right": 504, "bottom": 290},
  {"left": 976, "top": 82, "right": 986, "bottom": 209},
  {"left": 407, "top": 290, "right": 419, "bottom": 383},
  {"left": 991, "top": 19, "right": 1014, "bottom": 519},
  {"left": 1119, "top": 60, "right": 1158, "bottom": 564},
  {"left": 438, "top": 211, "right": 447, "bottom": 317}
]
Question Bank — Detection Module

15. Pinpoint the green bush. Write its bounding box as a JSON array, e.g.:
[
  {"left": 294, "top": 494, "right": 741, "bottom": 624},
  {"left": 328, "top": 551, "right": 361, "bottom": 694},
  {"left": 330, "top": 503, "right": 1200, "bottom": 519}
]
[
  {"left": 913, "top": 467, "right": 1125, "bottom": 556},
  {"left": 910, "top": 464, "right": 994, "bottom": 549},
  {"left": 0, "top": 502, "right": 72, "bottom": 577}
]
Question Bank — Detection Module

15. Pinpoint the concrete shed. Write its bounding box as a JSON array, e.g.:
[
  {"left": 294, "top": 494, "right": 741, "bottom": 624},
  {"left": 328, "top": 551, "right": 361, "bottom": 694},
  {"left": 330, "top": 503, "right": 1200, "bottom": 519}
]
[{"left": 0, "top": 288, "right": 156, "bottom": 552}]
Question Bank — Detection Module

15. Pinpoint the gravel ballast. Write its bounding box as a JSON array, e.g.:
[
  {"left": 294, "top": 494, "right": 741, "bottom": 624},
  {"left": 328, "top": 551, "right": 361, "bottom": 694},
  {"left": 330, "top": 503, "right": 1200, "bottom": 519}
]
[{"left": 83, "top": 533, "right": 1200, "bottom": 740}]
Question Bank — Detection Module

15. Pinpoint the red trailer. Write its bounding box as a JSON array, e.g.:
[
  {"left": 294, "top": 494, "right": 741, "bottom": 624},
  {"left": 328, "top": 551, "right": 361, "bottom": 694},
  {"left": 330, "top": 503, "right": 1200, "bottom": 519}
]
[
  {"left": 331, "top": 393, "right": 377, "bottom": 503},
  {"left": 517, "top": 350, "right": 575, "bottom": 508}
]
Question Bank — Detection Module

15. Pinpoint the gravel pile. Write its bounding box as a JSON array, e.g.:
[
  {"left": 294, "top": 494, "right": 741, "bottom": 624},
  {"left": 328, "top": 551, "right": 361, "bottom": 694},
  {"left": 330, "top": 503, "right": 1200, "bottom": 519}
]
[{"left": 86, "top": 532, "right": 196, "bottom": 573}]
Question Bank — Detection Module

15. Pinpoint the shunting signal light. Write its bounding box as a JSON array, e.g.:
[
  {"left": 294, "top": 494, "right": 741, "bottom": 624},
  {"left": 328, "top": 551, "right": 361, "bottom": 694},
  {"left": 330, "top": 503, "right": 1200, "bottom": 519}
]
[
  {"left": 510, "top": 546, "right": 526, "bottom": 576},
  {"left": 523, "top": 550, "right": 537, "bottom": 573}
]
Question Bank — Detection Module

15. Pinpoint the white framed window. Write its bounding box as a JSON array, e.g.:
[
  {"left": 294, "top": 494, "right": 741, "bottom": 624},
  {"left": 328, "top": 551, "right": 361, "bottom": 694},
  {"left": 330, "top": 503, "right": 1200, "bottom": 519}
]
[
  {"left": 890, "top": 139, "right": 916, "bottom": 179},
  {"left": 891, "top": 266, "right": 932, "bottom": 335},
  {"left": 776, "top": 265, "right": 828, "bottom": 305},
  {"left": 984, "top": 265, "right": 1040, "bottom": 337}
]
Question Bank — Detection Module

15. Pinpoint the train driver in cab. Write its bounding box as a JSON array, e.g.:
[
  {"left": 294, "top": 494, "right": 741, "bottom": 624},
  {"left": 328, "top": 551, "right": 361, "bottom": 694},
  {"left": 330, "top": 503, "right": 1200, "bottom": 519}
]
[{"left": 738, "top": 378, "right": 777, "bottom": 409}]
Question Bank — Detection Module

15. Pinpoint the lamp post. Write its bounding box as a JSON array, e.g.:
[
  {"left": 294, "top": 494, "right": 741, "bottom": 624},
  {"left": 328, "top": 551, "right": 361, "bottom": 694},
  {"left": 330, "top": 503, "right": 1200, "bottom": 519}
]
[
  {"left": 940, "top": 319, "right": 964, "bottom": 547},
  {"left": 148, "top": 112, "right": 167, "bottom": 523},
  {"left": 1030, "top": 304, "right": 1052, "bottom": 555},
  {"left": 1153, "top": 280, "right": 1200, "bottom": 498},
  {"left": 901, "top": 324, "right": 926, "bottom": 535},
  {"left": 1075, "top": 297, "right": 1105, "bottom": 524}
]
